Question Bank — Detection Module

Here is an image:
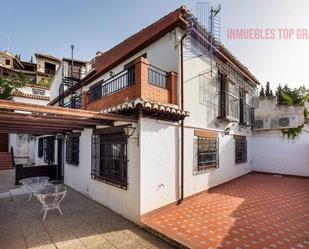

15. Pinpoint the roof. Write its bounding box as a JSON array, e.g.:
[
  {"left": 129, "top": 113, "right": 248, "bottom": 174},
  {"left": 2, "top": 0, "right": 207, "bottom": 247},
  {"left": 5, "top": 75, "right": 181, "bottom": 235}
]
[
  {"left": 13, "top": 91, "right": 50, "bottom": 101},
  {"left": 49, "top": 5, "right": 259, "bottom": 105},
  {"left": 0, "top": 50, "right": 24, "bottom": 69},
  {"left": 0, "top": 99, "right": 136, "bottom": 135},
  {"left": 103, "top": 97, "right": 190, "bottom": 121},
  {"left": 25, "top": 83, "right": 50, "bottom": 90},
  {"left": 35, "top": 53, "right": 61, "bottom": 62}
]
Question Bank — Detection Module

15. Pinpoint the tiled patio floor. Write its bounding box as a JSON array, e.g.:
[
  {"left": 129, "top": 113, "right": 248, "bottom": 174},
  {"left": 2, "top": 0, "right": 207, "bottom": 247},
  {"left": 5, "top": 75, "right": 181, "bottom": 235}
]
[
  {"left": 142, "top": 173, "right": 309, "bottom": 249},
  {"left": 0, "top": 187, "right": 173, "bottom": 249}
]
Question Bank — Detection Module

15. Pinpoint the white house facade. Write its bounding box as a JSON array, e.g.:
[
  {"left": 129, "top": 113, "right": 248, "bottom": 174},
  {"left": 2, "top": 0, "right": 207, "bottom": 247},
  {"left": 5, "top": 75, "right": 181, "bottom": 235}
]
[{"left": 34, "top": 6, "right": 266, "bottom": 224}]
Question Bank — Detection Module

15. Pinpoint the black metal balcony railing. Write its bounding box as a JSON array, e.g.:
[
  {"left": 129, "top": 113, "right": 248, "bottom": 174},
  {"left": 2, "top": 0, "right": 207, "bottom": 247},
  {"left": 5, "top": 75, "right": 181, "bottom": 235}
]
[
  {"left": 148, "top": 64, "right": 168, "bottom": 89},
  {"left": 88, "top": 66, "right": 135, "bottom": 103},
  {"left": 64, "top": 95, "right": 82, "bottom": 109},
  {"left": 219, "top": 91, "right": 239, "bottom": 121}
]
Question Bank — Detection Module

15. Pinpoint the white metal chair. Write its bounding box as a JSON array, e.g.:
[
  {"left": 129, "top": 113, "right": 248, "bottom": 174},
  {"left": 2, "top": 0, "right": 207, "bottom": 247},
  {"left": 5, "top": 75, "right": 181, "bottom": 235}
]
[
  {"left": 19, "top": 176, "right": 50, "bottom": 201},
  {"left": 35, "top": 185, "right": 67, "bottom": 221}
]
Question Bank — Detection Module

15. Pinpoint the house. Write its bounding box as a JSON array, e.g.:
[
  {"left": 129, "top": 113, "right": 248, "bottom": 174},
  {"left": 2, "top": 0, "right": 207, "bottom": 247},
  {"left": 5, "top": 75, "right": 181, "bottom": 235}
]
[
  {"left": 0, "top": 51, "right": 56, "bottom": 166},
  {"left": 251, "top": 96, "right": 308, "bottom": 176},
  {"left": 31, "top": 6, "right": 261, "bottom": 224}
]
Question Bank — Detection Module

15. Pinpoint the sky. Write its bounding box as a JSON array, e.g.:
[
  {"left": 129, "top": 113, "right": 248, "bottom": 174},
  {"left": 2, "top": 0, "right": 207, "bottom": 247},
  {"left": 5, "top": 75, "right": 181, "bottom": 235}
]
[{"left": 1, "top": 0, "right": 309, "bottom": 90}]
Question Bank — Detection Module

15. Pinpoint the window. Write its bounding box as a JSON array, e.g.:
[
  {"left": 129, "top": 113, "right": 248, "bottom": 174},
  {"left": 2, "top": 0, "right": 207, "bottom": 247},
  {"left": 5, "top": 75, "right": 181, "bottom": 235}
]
[
  {"left": 44, "top": 62, "right": 56, "bottom": 75},
  {"left": 5, "top": 59, "right": 10, "bottom": 66},
  {"left": 196, "top": 136, "right": 219, "bottom": 171},
  {"left": 38, "top": 138, "right": 44, "bottom": 158},
  {"left": 66, "top": 135, "right": 79, "bottom": 166},
  {"left": 43, "top": 136, "right": 55, "bottom": 164},
  {"left": 235, "top": 136, "right": 247, "bottom": 164},
  {"left": 91, "top": 130, "right": 128, "bottom": 189},
  {"left": 32, "top": 89, "right": 45, "bottom": 96}
]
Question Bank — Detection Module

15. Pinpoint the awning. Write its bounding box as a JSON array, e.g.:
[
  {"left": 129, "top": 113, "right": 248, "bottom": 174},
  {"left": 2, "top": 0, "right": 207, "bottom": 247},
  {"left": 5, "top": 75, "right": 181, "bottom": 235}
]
[{"left": 0, "top": 100, "right": 136, "bottom": 135}]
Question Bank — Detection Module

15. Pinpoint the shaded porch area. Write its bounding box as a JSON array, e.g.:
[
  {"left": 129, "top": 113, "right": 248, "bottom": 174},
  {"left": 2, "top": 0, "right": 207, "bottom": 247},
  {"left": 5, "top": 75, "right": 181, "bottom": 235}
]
[
  {"left": 142, "top": 173, "right": 309, "bottom": 249},
  {"left": 0, "top": 187, "right": 173, "bottom": 249}
]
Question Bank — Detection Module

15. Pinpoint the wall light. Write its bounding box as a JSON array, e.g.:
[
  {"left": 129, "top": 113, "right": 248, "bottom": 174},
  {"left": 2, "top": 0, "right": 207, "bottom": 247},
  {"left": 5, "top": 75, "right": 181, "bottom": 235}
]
[{"left": 123, "top": 126, "right": 139, "bottom": 146}]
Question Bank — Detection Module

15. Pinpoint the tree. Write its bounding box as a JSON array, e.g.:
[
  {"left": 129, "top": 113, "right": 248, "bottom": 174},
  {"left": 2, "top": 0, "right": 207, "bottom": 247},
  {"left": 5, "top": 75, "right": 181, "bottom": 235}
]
[
  {"left": 265, "top": 82, "right": 273, "bottom": 96},
  {"left": 276, "top": 84, "right": 309, "bottom": 106},
  {"left": 0, "top": 76, "right": 27, "bottom": 99},
  {"left": 259, "top": 86, "right": 265, "bottom": 97}
]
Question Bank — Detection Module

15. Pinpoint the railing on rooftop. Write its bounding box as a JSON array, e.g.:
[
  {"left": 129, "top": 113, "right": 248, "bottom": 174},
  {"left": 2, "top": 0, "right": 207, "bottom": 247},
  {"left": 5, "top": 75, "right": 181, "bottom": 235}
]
[
  {"left": 148, "top": 64, "right": 168, "bottom": 89},
  {"left": 88, "top": 66, "right": 135, "bottom": 103}
]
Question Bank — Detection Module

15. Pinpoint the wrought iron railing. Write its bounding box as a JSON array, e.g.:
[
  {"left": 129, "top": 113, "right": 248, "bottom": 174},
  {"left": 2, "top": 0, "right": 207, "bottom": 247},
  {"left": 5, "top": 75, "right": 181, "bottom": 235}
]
[
  {"left": 148, "top": 64, "right": 168, "bottom": 89},
  {"left": 88, "top": 66, "right": 135, "bottom": 103},
  {"left": 64, "top": 95, "right": 82, "bottom": 109},
  {"left": 219, "top": 91, "right": 239, "bottom": 121}
]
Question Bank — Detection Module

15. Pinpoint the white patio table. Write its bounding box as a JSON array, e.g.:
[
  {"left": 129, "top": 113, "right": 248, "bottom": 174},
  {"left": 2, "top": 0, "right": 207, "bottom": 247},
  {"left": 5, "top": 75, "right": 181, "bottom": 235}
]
[
  {"left": 19, "top": 176, "right": 52, "bottom": 201},
  {"left": 35, "top": 185, "right": 67, "bottom": 221}
]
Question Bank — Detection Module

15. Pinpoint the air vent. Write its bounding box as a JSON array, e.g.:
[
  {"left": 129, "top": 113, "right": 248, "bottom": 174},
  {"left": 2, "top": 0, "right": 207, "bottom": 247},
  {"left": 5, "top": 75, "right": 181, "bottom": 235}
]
[
  {"left": 271, "top": 119, "right": 278, "bottom": 129},
  {"left": 278, "top": 117, "right": 290, "bottom": 127},
  {"left": 254, "top": 120, "right": 263, "bottom": 129}
]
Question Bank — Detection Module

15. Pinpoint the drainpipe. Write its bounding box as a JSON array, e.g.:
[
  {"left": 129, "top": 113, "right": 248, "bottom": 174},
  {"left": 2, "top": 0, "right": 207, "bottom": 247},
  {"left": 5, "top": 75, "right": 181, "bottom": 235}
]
[{"left": 178, "top": 32, "right": 187, "bottom": 205}]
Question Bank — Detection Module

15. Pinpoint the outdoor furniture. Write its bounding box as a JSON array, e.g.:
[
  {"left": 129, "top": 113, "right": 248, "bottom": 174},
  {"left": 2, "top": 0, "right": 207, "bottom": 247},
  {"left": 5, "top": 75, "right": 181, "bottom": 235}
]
[
  {"left": 19, "top": 176, "right": 51, "bottom": 201},
  {"left": 35, "top": 185, "right": 67, "bottom": 221}
]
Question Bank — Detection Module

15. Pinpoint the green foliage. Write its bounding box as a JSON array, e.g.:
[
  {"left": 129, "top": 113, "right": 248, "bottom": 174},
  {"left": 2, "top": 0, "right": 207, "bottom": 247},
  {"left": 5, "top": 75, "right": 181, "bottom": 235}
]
[
  {"left": 0, "top": 75, "right": 27, "bottom": 99},
  {"left": 37, "top": 77, "right": 52, "bottom": 88},
  {"left": 282, "top": 125, "right": 303, "bottom": 140},
  {"left": 276, "top": 84, "right": 308, "bottom": 106}
]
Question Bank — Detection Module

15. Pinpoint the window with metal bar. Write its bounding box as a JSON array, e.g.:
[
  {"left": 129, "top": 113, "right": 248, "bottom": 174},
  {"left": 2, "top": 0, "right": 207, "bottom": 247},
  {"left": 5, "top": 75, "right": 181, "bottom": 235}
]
[
  {"left": 235, "top": 137, "right": 247, "bottom": 164},
  {"left": 38, "top": 138, "right": 44, "bottom": 158},
  {"left": 66, "top": 136, "right": 79, "bottom": 166},
  {"left": 91, "top": 133, "right": 128, "bottom": 189},
  {"left": 43, "top": 136, "right": 55, "bottom": 164},
  {"left": 197, "top": 137, "right": 219, "bottom": 171}
]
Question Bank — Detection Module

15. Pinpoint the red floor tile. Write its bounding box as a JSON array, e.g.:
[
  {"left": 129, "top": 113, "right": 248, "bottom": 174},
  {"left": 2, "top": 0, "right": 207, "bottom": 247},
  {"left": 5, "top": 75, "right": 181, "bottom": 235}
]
[{"left": 142, "top": 173, "right": 309, "bottom": 249}]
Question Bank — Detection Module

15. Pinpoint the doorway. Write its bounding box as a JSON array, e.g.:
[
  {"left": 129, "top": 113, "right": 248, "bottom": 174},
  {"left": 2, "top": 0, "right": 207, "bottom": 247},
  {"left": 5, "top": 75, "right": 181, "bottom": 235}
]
[{"left": 0, "top": 133, "right": 9, "bottom": 152}]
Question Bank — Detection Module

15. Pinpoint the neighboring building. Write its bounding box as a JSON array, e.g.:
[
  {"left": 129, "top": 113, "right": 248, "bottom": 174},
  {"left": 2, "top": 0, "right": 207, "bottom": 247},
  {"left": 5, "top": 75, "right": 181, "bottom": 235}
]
[
  {"left": 251, "top": 96, "right": 308, "bottom": 176},
  {"left": 35, "top": 53, "right": 61, "bottom": 84},
  {"left": 50, "top": 57, "right": 94, "bottom": 108},
  {"left": 42, "top": 6, "right": 260, "bottom": 223},
  {"left": 0, "top": 51, "right": 56, "bottom": 166}
]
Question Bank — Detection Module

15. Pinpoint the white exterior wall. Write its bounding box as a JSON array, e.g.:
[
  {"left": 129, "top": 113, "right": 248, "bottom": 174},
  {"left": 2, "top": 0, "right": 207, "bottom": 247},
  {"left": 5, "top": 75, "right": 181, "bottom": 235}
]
[
  {"left": 63, "top": 128, "right": 141, "bottom": 223},
  {"left": 140, "top": 118, "right": 179, "bottom": 214},
  {"left": 84, "top": 29, "right": 181, "bottom": 92},
  {"left": 251, "top": 129, "right": 309, "bottom": 176}
]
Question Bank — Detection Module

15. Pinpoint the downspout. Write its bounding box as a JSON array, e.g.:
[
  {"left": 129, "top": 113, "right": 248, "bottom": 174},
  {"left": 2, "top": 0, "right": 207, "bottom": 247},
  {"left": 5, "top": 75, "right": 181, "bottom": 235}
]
[{"left": 178, "top": 32, "right": 187, "bottom": 205}]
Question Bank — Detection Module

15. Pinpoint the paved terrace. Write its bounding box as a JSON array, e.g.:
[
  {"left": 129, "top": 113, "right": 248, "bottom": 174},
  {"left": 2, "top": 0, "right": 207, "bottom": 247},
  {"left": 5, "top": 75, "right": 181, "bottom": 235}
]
[
  {"left": 142, "top": 173, "right": 309, "bottom": 249},
  {"left": 0, "top": 187, "right": 173, "bottom": 249}
]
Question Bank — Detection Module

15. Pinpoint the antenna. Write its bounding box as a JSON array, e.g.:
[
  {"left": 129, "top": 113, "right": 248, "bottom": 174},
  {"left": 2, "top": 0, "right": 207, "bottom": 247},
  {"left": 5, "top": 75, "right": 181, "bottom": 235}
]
[
  {"left": 5, "top": 34, "right": 10, "bottom": 51},
  {"left": 209, "top": 4, "right": 221, "bottom": 77}
]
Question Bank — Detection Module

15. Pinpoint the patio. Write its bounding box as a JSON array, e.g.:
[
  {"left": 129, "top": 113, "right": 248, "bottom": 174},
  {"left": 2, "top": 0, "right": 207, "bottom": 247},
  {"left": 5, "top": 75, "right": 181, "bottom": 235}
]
[
  {"left": 142, "top": 173, "right": 309, "bottom": 249},
  {"left": 0, "top": 187, "right": 173, "bottom": 249}
]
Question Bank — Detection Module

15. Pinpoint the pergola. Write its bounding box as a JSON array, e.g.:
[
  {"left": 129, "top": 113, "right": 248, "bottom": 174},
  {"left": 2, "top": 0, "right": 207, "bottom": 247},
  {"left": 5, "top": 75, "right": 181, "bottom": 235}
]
[{"left": 0, "top": 100, "right": 136, "bottom": 135}]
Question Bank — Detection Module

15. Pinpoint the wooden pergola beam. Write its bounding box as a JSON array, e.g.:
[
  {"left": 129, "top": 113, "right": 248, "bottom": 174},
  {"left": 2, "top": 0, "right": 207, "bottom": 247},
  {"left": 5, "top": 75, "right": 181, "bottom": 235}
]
[
  {"left": 0, "top": 119, "right": 95, "bottom": 129},
  {"left": 0, "top": 111, "right": 112, "bottom": 126},
  {"left": 0, "top": 100, "right": 136, "bottom": 122}
]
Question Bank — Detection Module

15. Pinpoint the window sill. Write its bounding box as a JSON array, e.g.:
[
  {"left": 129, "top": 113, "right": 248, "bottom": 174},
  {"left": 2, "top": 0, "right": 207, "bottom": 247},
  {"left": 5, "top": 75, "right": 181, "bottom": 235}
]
[{"left": 91, "top": 176, "right": 128, "bottom": 190}]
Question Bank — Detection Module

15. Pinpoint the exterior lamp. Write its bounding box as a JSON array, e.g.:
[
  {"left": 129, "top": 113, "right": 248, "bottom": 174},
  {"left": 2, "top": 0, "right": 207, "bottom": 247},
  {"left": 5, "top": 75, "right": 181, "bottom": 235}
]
[
  {"left": 123, "top": 126, "right": 139, "bottom": 146},
  {"left": 224, "top": 127, "right": 231, "bottom": 135}
]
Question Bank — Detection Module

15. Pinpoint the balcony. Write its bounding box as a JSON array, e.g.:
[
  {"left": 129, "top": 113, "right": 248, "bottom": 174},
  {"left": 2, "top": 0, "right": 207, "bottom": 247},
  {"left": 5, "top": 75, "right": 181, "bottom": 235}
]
[{"left": 85, "top": 57, "right": 177, "bottom": 111}]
